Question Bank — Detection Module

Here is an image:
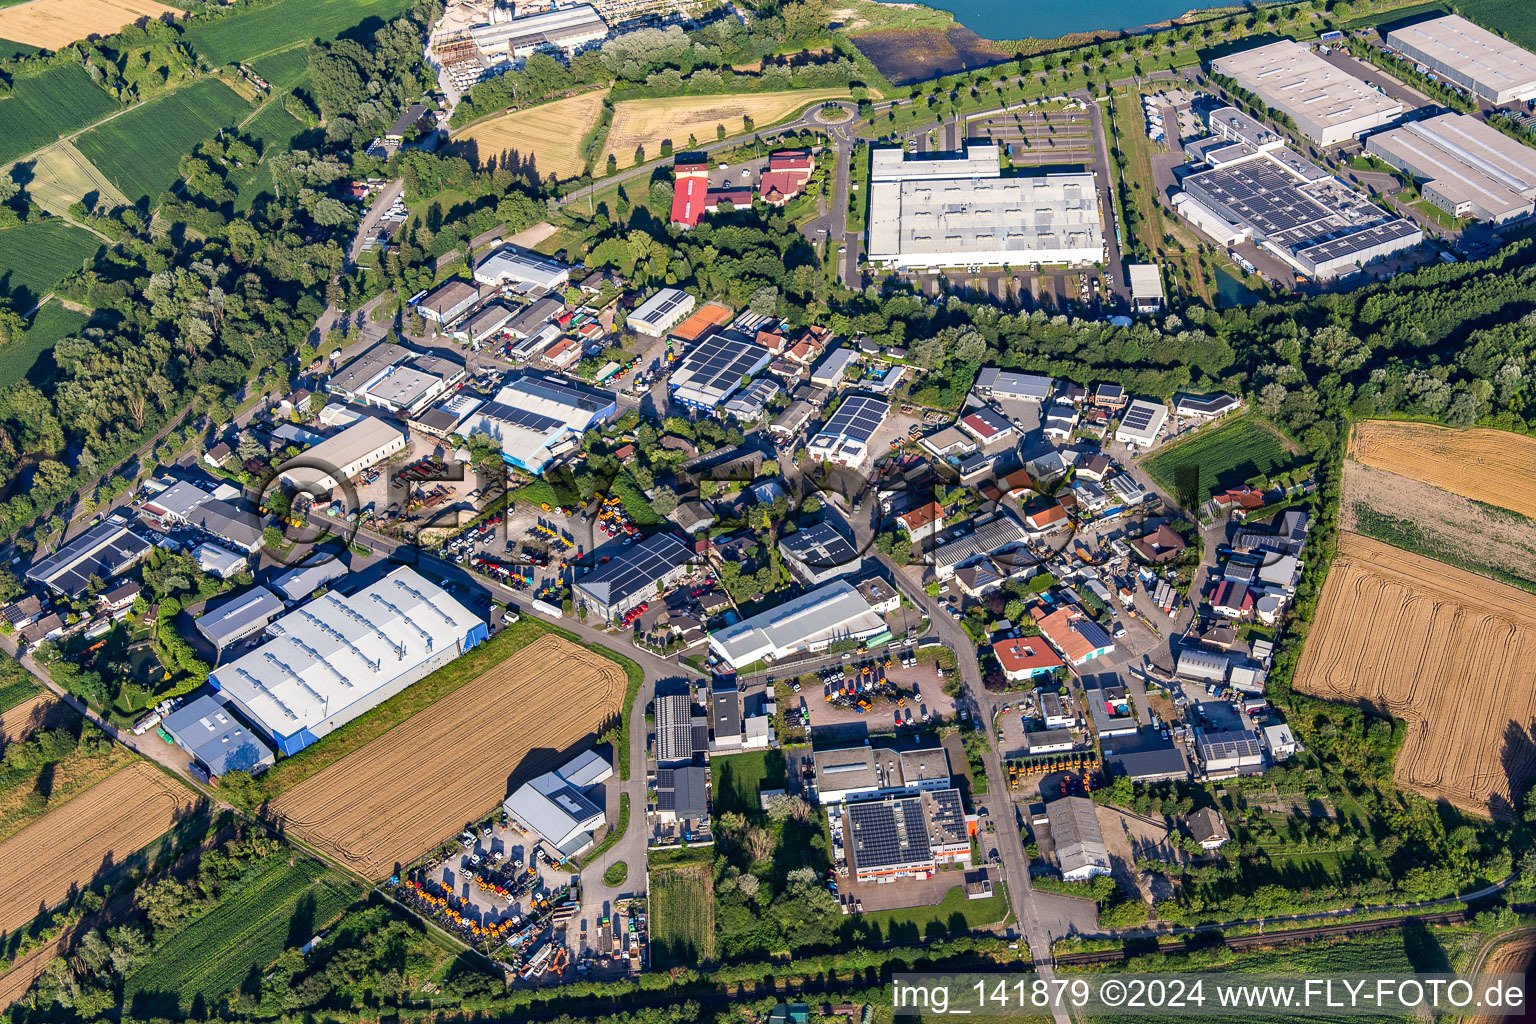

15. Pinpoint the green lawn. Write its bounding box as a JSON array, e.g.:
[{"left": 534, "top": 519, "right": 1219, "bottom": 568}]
[
  {"left": 0, "top": 221, "right": 102, "bottom": 312},
  {"left": 843, "top": 883, "right": 1009, "bottom": 945},
  {"left": 648, "top": 861, "right": 714, "bottom": 966},
  {"left": 125, "top": 856, "right": 360, "bottom": 1011},
  {"left": 180, "top": 0, "right": 413, "bottom": 66},
  {"left": 1142, "top": 415, "right": 1296, "bottom": 506},
  {"left": 710, "top": 748, "right": 787, "bottom": 816},
  {"left": 0, "top": 65, "right": 119, "bottom": 166},
  {"left": 0, "top": 300, "right": 87, "bottom": 385},
  {"left": 76, "top": 79, "right": 253, "bottom": 203}
]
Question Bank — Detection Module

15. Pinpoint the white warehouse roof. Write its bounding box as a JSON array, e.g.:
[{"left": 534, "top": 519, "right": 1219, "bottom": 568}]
[
  {"left": 473, "top": 246, "right": 572, "bottom": 291},
  {"left": 1211, "top": 40, "right": 1403, "bottom": 145},
  {"left": 709, "top": 580, "right": 887, "bottom": 668},
  {"left": 1387, "top": 15, "right": 1536, "bottom": 104},
  {"left": 210, "top": 567, "right": 485, "bottom": 755}
]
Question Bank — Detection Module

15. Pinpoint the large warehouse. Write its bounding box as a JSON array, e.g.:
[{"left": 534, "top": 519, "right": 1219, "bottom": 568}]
[
  {"left": 208, "top": 567, "right": 487, "bottom": 755},
  {"left": 458, "top": 372, "right": 616, "bottom": 473},
  {"left": 469, "top": 5, "right": 608, "bottom": 60},
  {"left": 278, "top": 416, "right": 409, "bottom": 494},
  {"left": 867, "top": 144, "right": 1104, "bottom": 269},
  {"left": 1210, "top": 40, "right": 1403, "bottom": 146},
  {"left": 1366, "top": 112, "right": 1536, "bottom": 223},
  {"left": 574, "top": 532, "right": 694, "bottom": 622},
  {"left": 473, "top": 246, "right": 572, "bottom": 292},
  {"left": 709, "top": 580, "right": 888, "bottom": 669},
  {"left": 806, "top": 394, "right": 888, "bottom": 470},
  {"left": 1174, "top": 124, "right": 1421, "bottom": 279},
  {"left": 27, "top": 520, "right": 151, "bottom": 598},
  {"left": 1386, "top": 15, "right": 1536, "bottom": 105},
  {"left": 667, "top": 328, "right": 773, "bottom": 410}
]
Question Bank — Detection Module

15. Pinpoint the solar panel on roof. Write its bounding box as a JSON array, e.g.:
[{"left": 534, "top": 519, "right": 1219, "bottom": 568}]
[{"left": 820, "top": 395, "right": 888, "bottom": 444}]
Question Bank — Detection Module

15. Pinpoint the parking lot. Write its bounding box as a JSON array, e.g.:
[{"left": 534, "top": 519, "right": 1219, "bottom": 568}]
[
  {"left": 798, "top": 649, "right": 954, "bottom": 739},
  {"left": 969, "top": 107, "right": 1094, "bottom": 167}
]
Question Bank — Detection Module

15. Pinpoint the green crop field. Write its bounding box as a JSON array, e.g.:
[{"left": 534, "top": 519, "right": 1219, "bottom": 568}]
[
  {"left": 1458, "top": 0, "right": 1536, "bottom": 50},
  {"left": 0, "top": 65, "right": 119, "bottom": 166},
  {"left": 649, "top": 861, "right": 714, "bottom": 966},
  {"left": 125, "top": 856, "right": 360, "bottom": 1011},
  {"left": 711, "top": 748, "right": 786, "bottom": 816},
  {"left": 75, "top": 79, "right": 253, "bottom": 203},
  {"left": 247, "top": 47, "right": 311, "bottom": 91},
  {"left": 0, "top": 221, "right": 102, "bottom": 312},
  {"left": 1143, "top": 416, "right": 1296, "bottom": 505},
  {"left": 181, "top": 0, "right": 413, "bottom": 67},
  {"left": 0, "top": 300, "right": 88, "bottom": 385},
  {"left": 0, "top": 650, "right": 37, "bottom": 713},
  {"left": 231, "top": 101, "right": 308, "bottom": 210}
]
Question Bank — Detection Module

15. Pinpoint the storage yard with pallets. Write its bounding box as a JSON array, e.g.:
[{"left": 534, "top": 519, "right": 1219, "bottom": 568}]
[
  {"left": 269, "top": 634, "right": 626, "bottom": 879},
  {"left": 455, "top": 90, "right": 608, "bottom": 180},
  {"left": 0, "top": 0, "right": 180, "bottom": 50},
  {"left": 0, "top": 761, "right": 200, "bottom": 934},
  {"left": 600, "top": 89, "right": 847, "bottom": 169},
  {"left": 1293, "top": 532, "right": 1536, "bottom": 819},
  {"left": 1348, "top": 420, "right": 1536, "bottom": 518}
]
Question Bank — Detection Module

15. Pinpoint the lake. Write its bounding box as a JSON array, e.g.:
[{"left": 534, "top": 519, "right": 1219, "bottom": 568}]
[{"left": 906, "top": 0, "right": 1222, "bottom": 41}]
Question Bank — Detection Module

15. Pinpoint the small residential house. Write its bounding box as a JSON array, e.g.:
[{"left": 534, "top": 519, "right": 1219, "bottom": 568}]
[
  {"left": 1185, "top": 807, "right": 1230, "bottom": 850},
  {"left": 1130, "top": 523, "right": 1187, "bottom": 564},
  {"left": 995, "top": 636, "right": 1064, "bottom": 682},
  {"left": 896, "top": 501, "right": 944, "bottom": 543}
]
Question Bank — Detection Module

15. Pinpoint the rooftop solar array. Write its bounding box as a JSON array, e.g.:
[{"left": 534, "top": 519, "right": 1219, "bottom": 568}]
[
  {"left": 1121, "top": 402, "right": 1162, "bottom": 431},
  {"left": 631, "top": 288, "right": 692, "bottom": 328},
  {"left": 28, "top": 522, "right": 151, "bottom": 597},
  {"left": 818, "top": 395, "right": 888, "bottom": 445},
  {"left": 669, "top": 330, "right": 771, "bottom": 406},
  {"left": 848, "top": 797, "right": 933, "bottom": 871},
  {"left": 576, "top": 533, "right": 692, "bottom": 608},
  {"left": 779, "top": 521, "right": 860, "bottom": 571}
]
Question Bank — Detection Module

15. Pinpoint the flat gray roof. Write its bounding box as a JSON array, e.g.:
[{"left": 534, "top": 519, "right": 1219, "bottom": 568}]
[
  {"left": 1211, "top": 40, "right": 1402, "bottom": 143},
  {"left": 1387, "top": 15, "right": 1536, "bottom": 103},
  {"left": 1367, "top": 112, "right": 1536, "bottom": 218}
]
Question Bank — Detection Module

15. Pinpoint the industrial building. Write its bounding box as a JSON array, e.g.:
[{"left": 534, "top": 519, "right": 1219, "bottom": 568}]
[
  {"left": 812, "top": 743, "right": 952, "bottom": 805},
  {"left": 271, "top": 559, "right": 350, "bottom": 604},
  {"left": 1034, "top": 604, "right": 1114, "bottom": 667},
  {"left": 1176, "top": 108, "right": 1422, "bottom": 278},
  {"left": 458, "top": 373, "right": 616, "bottom": 474},
  {"left": 973, "top": 368, "right": 1052, "bottom": 403},
  {"left": 629, "top": 288, "right": 696, "bottom": 337},
  {"left": 654, "top": 687, "right": 705, "bottom": 764},
  {"left": 1386, "top": 15, "right": 1536, "bottom": 105},
  {"left": 867, "top": 144, "right": 1105, "bottom": 269},
  {"left": 278, "top": 416, "right": 409, "bottom": 495},
  {"left": 778, "top": 521, "right": 863, "bottom": 585},
  {"left": 654, "top": 765, "right": 709, "bottom": 823},
  {"left": 468, "top": 4, "right": 609, "bottom": 60},
  {"left": 162, "top": 694, "right": 275, "bottom": 778},
  {"left": 721, "top": 378, "right": 780, "bottom": 422},
  {"left": 503, "top": 750, "right": 613, "bottom": 858},
  {"left": 195, "top": 586, "right": 284, "bottom": 651},
  {"left": 574, "top": 532, "right": 694, "bottom": 622},
  {"left": 417, "top": 279, "right": 480, "bottom": 324},
  {"left": 1127, "top": 264, "right": 1165, "bottom": 313},
  {"left": 809, "top": 347, "right": 858, "bottom": 388},
  {"left": 328, "top": 344, "right": 465, "bottom": 416},
  {"left": 844, "top": 788, "right": 972, "bottom": 882},
  {"left": 709, "top": 579, "right": 889, "bottom": 669},
  {"left": 1366, "top": 112, "right": 1536, "bottom": 223},
  {"left": 806, "top": 394, "right": 888, "bottom": 470},
  {"left": 209, "top": 567, "right": 487, "bottom": 756},
  {"left": 27, "top": 520, "right": 151, "bottom": 598},
  {"left": 1114, "top": 399, "right": 1168, "bottom": 447},
  {"left": 1210, "top": 40, "right": 1403, "bottom": 146},
  {"left": 473, "top": 246, "right": 572, "bottom": 291},
  {"left": 930, "top": 512, "right": 1029, "bottom": 580},
  {"left": 193, "top": 544, "right": 246, "bottom": 580},
  {"left": 1044, "top": 796, "right": 1111, "bottom": 881},
  {"left": 667, "top": 329, "right": 772, "bottom": 410},
  {"left": 411, "top": 392, "right": 485, "bottom": 439}
]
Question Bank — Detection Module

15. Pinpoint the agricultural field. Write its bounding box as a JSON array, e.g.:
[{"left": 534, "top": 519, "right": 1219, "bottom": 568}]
[
  {"left": 229, "top": 100, "right": 308, "bottom": 210},
  {"left": 0, "top": 219, "right": 103, "bottom": 311},
  {"left": 1458, "top": 0, "right": 1536, "bottom": 50},
  {"left": 1468, "top": 932, "right": 1536, "bottom": 1024},
  {"left": 1349, "top": 420, "right": 1536, "bottom": 519},
  {"left": 0, "top": 0, "right": 180, "bottom": 50},
  {"left": 710, "top": 748, "right": 786, "bottom": 816},
  {"left": 179, "top": 0, "right": 412, "bottom": 66},
  {"left": 601, "top": 89, "right": 848, "bottom": 169},
  {"left": 247, "top": 46, "right": 311, "bottom": 91},
  {"left": 648, "top": 861, "right": 715, "bottom": 966},
  {"left": 455, "top": 89, "right": 608, "bottom": 181},
  {"left": 124, "top": 856, "right": 360, "bottom": 1011},
  {"left": 0, "top": 65, "right": 119, "bottom": 166},
  {"left": 1292, "top": 532, "right": 1536, "bottom": 819},
  {"left": 0, "top": 693, "right": 68, "bottom": 740},
  {"left": 0, "top": 761, "right": 201, "bottom": 934},
  {"left": 0, "top": 300, "right": 88, "bottom": 385},
  {"left": 0, "top": 655, "right": 37, "bottom": 714},
  {"left": 269, "top": 634, "right": 625, "bottom": 878},
  {"left": 1142, "top": 415, "right": 1297, "bottom": 505},
  {"left": 75, "top": 78, "right": 252, "bottom": 203},
  {"left": 18, "top": 140, "right": 129, "bottom": 218}
]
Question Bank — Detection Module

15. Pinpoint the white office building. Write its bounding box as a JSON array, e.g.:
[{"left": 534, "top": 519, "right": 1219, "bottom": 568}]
[
  {"left": 867, "top": 144, "right": 1104, "bottom": 269},
  {"left": 1210, "top": 40, "right": 1403, "bottom": 146},
  {"left": 1114, "top": 399, "right": 1168, "bottom": 447},
  {"left": 1386, "top": 15, "right": 1536, "bottom": 105}
]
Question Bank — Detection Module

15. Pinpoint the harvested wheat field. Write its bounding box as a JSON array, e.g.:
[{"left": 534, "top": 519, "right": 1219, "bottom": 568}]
[
  {"left": 0, "top": 761, "right": 198, "bottom": 934},
  {"left": 1467, "top": 932, "right": 1536, "bottom": 1024},
  {"left": 0, "top": 693, "right": 70, "bottom": 742},
  {"left": 271, "top": 634, "right": 625, "bottom": 878},
  {"left": 602, "top": 88, "right": 847, "bottom": 168},
  {"left": 15, "top": 141, "right": 129, "bottom": 219},
  {"left": 1349, "top": 421, "right": 1536, "bottom": 518},
  {"left": 456, "top": 90, "right": 606, "bottom": 180},
  {"left": 1294, "top": 532, "right": 1536, "bottom": 818},
  {"left": 0, "top": 0, "right": 181, "bottom": 49}
]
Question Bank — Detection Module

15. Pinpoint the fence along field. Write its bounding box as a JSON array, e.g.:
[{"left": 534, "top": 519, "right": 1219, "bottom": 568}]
[
  {"left": 180, "top": 0, "right": 412, "bottom": 66},
  {"left": 600, "top": 88, "right": 848, "bottom": 168},
  {"left": 455, "top": 89, "right": 608, "bottom": 181},
  {"left": 75, "top": 78, "right": 253, "bottom": 203},
  {"left": 1349, "top": 420, "right": 1536, "bottom": 518},
  {"left": 270, "top": 634, "right": 626, "bottom": 879},
  {"left": 1293, "top": 532, "right": 1536, "bottom": 819},
  {"left": 0, "top": 65, "right": 119, "bottom": 167},
  {"left": 0, "top": 0, "right": 180, "bottom": 50},
  {"left": 0, "top": 761, "right": 201, "bottom": 934}
]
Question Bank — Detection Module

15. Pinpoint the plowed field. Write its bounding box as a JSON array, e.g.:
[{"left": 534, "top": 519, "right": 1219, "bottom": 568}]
[
  {"left": 1348, "top": 421, "right": 1536, "bottom": 518},
  {"left": 0, "top": 761, "right": 199, "bottom": 934},
  {"left": 270, "top": 634, "right": 625, "bottom": 878},
  {"left": 1293, "top": 533, "right": 1536, "bottom": 818}
]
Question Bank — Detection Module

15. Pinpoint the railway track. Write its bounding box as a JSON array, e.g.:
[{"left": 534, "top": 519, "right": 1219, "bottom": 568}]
[{"left": 1055, "top": 910, "right": 1474, "bottom": 965}]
